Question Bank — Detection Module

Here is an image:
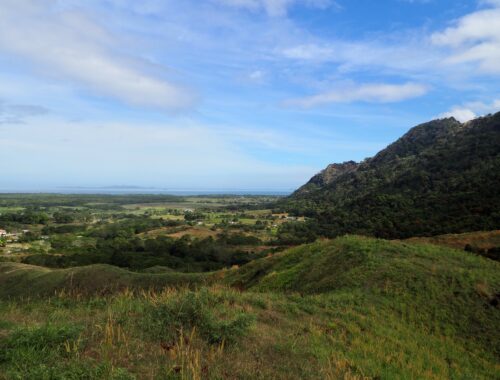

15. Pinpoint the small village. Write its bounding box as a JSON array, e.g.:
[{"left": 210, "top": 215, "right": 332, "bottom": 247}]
[{"left": 0, "top": 228, "right": 29, "bottom": 241}]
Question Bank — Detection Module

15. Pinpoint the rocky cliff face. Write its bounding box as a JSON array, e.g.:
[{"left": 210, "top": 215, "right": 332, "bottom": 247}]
[
  {"left": 309, "top": 161, "right": 359, "bottom": 186},
  {"left": 295, "top": 161, "right": 358, "bottom": 195}
]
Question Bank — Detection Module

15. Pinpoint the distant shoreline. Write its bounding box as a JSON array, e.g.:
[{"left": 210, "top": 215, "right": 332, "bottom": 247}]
[{"left": 0, "top": 188, "right": 291, "bottom": 196}]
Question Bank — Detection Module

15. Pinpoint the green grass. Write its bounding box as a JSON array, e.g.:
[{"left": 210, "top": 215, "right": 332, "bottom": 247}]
[
  {"left": 226, "top": 236, "right": 500, "bottom": 354},
  {"left": 0, "top": 321, "right": 134, "bottom": 379},
  {"left": 0, "top": 262, "right": 207, "bottom": 298},
  {"left": 405, "top": 229, "right": 500, "bottom": 250},
  {"left": 0, "top": 236, "right": 499, "bottom": 379}
]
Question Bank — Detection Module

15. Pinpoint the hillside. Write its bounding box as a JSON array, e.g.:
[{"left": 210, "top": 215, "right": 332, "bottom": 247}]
[
  {"left": 1, "top": 236, "right": 499, "bottom": 379},
  {"left": 0, "top": 262, "right": 206, "bottom": 298},
  {"left": 226, "top": 236, "right": 500, "bottom": 355},
  {"left": 283, "top": 112, "right": 500, "bottom": 238},
  {"left": 405, "top": 230, "right": 500, "bottom": 260}
]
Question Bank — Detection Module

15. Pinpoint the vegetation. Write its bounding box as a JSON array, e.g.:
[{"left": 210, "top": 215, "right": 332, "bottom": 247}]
[
  {"left": 281, "top": 112, "right": 500, "bottom": 238},
  {"left": 0, "top": 262, "right": 206, "bottom": 298},
  {"left": 0, "top": 194, "right": 286, "bottom": 272},
  {"left": 0, "top": 236, "right": 499, "bottom": 379},
  {"left": 405, "top": 230, "right": 500, "bottom": 261},
  {"left": 0, "top": 59, "right": 498, "bottom": 379}
]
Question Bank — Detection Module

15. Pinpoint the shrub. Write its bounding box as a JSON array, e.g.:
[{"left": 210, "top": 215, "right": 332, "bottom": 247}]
[
  {"left": 0, "top": 325, "right": 83, "bottom": 363},
  {"left": 145, "top": 288, "right": 254, "bottom": 345},
  {"left": 0, "top": 324, "right": 135, "bottom": 379}
]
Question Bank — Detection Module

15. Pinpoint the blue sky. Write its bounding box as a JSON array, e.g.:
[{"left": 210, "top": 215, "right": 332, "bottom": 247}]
[{"left": 1, "top": 0, "right": 499, "bottom": 192}]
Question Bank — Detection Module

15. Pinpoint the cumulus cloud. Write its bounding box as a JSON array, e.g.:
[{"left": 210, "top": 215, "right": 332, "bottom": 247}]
[
  {"left": 286, "top": 82, "right": 429, "bottom": 108},
  {"left": 0, "top": 0, "right": 195, "bottom": 111},
  {"left": 438, "top": 98, "right": 500, "bottom": 122},
  {"left": 431, "top": 2, "right": 500, "bottom": 74},
  {"left": 215, "top": 0, "right": 333, "bottom": 16},
  {"left": 438, "top": 107, "right": 477, "bottom": 122},
  {"left": 281, "top": 2, "right": 500, "bottom": 78}
]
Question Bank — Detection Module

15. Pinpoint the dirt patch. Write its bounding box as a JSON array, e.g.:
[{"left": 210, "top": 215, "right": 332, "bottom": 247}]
[{"left": 167, "top": 227, "right": 220, "bottom": 239}]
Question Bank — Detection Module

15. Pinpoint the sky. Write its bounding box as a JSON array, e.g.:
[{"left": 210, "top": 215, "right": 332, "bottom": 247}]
[{"left": 1, "top": 0, "right": 499, "bottom": 192}]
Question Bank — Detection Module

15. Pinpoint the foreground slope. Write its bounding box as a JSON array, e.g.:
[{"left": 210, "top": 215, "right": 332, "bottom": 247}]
[
  {"left": 0, "top": 236, "right": 499, "bottom": 379},
  {"left": 284, "top": 112, "right": 500, "bottom": 238},
  {"left": 226, "top": 236, "right": 500, "bottom": 354}
]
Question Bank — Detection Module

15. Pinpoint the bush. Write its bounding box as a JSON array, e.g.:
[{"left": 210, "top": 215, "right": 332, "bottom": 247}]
[
  {"left": 18, "top": 231, "right": 40, "bottom": 243},
  {"left": 276, "top": 221, "right": 318, "bottom": 245},
  {"left": 0, "top": 324, "right": 84, "bottom": 378},
  {"left": 0, "top": 324, "right": 136, "bottom": 379},
  {"left": 145, "top": 289, "right": 254, "bottom": 344},
  {"left": 0, "top": 324, "right": 82, "bottom": 363}
]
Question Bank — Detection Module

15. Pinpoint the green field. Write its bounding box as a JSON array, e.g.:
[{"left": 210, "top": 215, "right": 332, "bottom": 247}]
[{"left": 0, "top": 194, "right": 290, "bottom": 272}]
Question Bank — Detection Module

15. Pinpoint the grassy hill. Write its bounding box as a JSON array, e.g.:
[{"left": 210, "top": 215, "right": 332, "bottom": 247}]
[
  {"left": 1, "top": 236, "right": 499, "bottom": 379},
  {"left": 0, "top": 262, "right": 206, "bottom": 298},
  {"left": 282, "top": 112, "right": 500, "bottom": 238}
]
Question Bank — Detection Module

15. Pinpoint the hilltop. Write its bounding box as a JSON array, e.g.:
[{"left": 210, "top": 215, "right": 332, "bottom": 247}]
[
  {"left": 283, "top": 112, "right": 500, "bottom": 238},
  {"left": 0, "top": 262, "right": 206, "bottom": 299}
]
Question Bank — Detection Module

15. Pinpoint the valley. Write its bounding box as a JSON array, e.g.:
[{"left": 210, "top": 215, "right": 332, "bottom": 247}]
[
  {"left": 1, "top": 113, "right": 499, "bottom": 379},
  {"left": 0, "top": 191, "right": 499, "bottom": 379},
  {"left": 0, "top": 194, "right": 297, "bottom": 273}
]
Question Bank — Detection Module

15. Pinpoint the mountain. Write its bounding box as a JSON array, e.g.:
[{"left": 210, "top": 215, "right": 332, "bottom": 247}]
[{"left": 282, "top": 112, "right": 500, "bottom": 238}]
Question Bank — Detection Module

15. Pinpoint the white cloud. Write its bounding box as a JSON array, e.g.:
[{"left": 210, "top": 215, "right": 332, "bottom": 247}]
[
  {"left": 286, "top": 82, "right": 429, "bottom": 108},
  {"left": 248, "top": 70, "right": 266, "bottom": 81},
  {"left": 0, "top": 0, "right": 195, "bottom": 111},
  {"left": 215, "top": 0, "right": 333, "bottom": 16},
  {"left": 438, "top": 98, "right": 500, "bottom": 122},
  {"left": 248, "top": 70, "right": 264, "bottom": 80},
  {"left": 438, "top": 107, "right": 477, "bottom": 122},
  {"left": 465, "top": 98, "right": 500, "bottom": 113},
  {"left": 431, "top": 2, "right": 500, "bottom": 74},
  {"left": 281, "top": 2, "right": 500, "bottom": 79},
  {"left": 280, "top": 39, "right": 439, "bottom": 75},
  {"left": 282, "top": 44, "right": 336, "bottom": 60}
]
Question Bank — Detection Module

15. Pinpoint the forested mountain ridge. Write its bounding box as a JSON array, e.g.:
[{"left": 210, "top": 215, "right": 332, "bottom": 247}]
[{"left": 282, "top": 112, "right": 500, "bottom": 238}]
